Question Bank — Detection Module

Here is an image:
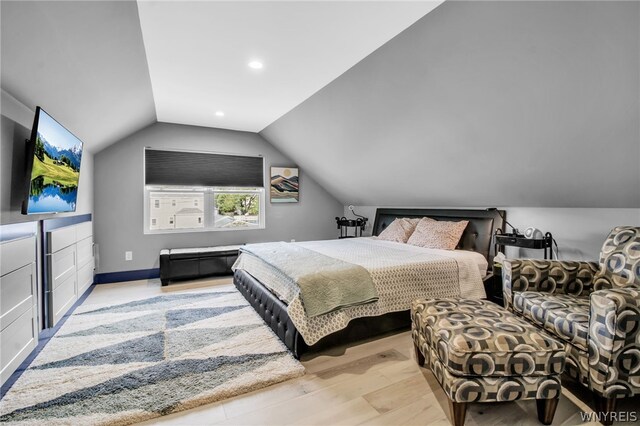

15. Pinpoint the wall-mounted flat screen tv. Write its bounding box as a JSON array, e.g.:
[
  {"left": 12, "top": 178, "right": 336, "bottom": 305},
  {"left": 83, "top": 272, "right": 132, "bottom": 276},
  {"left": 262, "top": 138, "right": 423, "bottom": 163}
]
[{"left": 22, "top": 107, "right": 83, "bottom": 214}]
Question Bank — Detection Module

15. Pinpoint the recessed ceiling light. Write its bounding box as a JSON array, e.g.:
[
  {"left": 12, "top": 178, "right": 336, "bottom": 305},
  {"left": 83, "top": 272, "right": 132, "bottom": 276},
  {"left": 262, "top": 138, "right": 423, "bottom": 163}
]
[
  {"left": 215, "top": 111, "right": 225, "bottom": 117},
  {"left": 248, "top": 61, "right": 263, "bottom": 70}
]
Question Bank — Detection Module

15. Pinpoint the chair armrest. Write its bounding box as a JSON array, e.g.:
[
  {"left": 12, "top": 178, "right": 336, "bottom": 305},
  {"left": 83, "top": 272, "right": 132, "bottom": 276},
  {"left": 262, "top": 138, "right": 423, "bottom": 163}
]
[
  {"left": 502, "top": 259, "right": 599, "bottom": 311},
  {"left": 588, "top": 287, "right": 640, "bottom": 397}
]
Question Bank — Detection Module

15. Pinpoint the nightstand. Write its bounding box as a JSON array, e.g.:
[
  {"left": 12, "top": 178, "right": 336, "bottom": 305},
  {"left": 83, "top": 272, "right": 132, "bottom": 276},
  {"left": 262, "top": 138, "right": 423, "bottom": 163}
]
[
  {"left": 483, "top": 264, "right": 504, "bottom": 307},
  {"left": 335, "top": 217, "right": 367, "bottom": 238},
  {"left": 494, "top": 232, "right": 554, "bottom": 259}
]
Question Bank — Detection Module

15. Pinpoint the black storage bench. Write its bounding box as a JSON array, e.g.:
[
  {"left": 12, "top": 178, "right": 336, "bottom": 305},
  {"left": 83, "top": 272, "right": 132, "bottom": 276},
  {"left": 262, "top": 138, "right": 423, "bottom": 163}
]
[{"left": 159, "top": 245, "right": 242, "bottom": 285}]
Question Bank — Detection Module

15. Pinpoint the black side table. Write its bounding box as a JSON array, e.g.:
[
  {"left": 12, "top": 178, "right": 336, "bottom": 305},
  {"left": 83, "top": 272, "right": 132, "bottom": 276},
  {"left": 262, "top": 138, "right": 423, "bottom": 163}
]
[
  {"left": 335, "top": 217, "right": 367, "bottom": 239},
  {"left": 494, "top": 232, "right": 554, "bottom": 259},
  {"left": 483, "top": 265, "right": 504, "bottom": 307}
]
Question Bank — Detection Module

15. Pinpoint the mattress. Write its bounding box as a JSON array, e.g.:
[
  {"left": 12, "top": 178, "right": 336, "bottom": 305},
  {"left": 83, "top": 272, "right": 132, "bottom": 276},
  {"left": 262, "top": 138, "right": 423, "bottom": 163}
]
[{"left": 233, "top": 237, "right": 487, "bottom": 345}]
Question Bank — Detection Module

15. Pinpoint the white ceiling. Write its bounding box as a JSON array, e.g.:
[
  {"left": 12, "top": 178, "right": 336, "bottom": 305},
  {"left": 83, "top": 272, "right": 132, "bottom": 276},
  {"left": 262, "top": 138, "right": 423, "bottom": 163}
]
[
  {"left": 1, "top": 1, "right": 442, "bottom": 152},
  {"left": 137, "top": 1, "right": 443, "bottom": 133}
]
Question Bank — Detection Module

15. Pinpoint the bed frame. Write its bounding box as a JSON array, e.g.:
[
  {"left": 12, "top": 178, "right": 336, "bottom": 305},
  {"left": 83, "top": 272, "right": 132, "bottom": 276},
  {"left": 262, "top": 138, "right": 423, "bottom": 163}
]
[{"left": 234, "top": 208, "right": 505, "bottom": 359}]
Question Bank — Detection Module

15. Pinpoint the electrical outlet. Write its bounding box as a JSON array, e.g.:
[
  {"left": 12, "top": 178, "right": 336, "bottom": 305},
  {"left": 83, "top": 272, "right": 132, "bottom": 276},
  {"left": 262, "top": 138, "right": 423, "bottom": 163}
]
[
  {"left": 290, "top": 239, "right": 295, "bottom": 243},
  {"left": 125, "top": 251, "right": 133, "bottom": 261}
]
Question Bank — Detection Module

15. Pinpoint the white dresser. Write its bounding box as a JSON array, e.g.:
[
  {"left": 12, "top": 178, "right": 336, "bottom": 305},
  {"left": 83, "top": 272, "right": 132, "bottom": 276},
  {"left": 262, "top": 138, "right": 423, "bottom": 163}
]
[
  {"left": 46, "top": 221, "right": 94, "bottom": 327},
  {"left": 0, "top": 236, "right": 38, "bottom": 386}
]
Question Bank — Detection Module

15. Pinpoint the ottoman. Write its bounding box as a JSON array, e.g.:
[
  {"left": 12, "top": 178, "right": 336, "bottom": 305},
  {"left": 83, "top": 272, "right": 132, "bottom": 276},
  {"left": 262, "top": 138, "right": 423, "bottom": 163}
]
[{"left": 411, "top": 298, "right": 566, "bottom": 426}]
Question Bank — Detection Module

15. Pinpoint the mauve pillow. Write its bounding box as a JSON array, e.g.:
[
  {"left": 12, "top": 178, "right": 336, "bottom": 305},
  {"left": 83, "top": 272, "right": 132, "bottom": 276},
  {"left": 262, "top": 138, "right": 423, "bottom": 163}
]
[
  {"left": 377, "top": 217, "right": 427, "bottom": 243},
  {"left": 407, "top": 218, "right": 469, "bottom": 250}
]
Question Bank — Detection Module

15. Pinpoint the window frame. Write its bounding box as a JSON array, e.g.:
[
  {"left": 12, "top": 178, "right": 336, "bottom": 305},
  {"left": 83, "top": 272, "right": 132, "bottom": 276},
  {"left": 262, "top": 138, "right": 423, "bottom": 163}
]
[
  {"left": 143, "top": 185, "right": 266, "bottom": 235},
  {"left": 142, "top": 147, "right": 266, "bottom": 235}
]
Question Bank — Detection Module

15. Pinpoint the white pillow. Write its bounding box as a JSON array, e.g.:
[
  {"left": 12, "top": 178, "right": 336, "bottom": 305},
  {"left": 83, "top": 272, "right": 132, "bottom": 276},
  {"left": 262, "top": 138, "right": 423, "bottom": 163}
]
[
  {"left": 377, "top": 217, "right": 427, "bottom": 243},
  {"left": 407, "top": 218, "right": 469, "bottom": 250}
]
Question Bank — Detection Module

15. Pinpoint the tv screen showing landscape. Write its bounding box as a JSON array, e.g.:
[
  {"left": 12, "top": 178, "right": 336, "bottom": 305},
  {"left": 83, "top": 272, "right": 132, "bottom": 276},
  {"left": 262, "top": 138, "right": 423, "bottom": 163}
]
[{"left": 23, "top": 107, "right": 83, "bottom": 214}]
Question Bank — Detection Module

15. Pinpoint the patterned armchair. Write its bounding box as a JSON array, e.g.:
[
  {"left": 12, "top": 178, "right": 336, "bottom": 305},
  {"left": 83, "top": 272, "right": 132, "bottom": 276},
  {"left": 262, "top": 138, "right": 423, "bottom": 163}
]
[{"left": 502, "top": 226, "right": 640, "bottom": 422}]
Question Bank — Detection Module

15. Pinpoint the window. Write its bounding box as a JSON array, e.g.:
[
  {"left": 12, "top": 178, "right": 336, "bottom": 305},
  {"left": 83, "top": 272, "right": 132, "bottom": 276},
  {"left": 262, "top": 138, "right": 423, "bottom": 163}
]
[
  {"left": 144, "top": 148, "right": 265, "bottom": 234},
  {"left": 145, "top": 186, "right": 265, "bottom": 233},
  {"left": 214, "top": 188, "right": 263, "bottom": 229}
]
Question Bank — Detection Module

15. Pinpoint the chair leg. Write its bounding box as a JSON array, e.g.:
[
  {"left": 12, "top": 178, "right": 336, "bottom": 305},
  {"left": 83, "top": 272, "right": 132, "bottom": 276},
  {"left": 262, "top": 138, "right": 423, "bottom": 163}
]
[
  {"left": 447, "top": 400, "right": 467, "bottom": 426},
  {"left": 593, "top": 394, "right": 617, "bottom": 426},
  {"left": 536, "top": 398, "right": 559, "bottom": 425},
  {"left": 414, "top": 343, "right": 425, "bottom": 366}
]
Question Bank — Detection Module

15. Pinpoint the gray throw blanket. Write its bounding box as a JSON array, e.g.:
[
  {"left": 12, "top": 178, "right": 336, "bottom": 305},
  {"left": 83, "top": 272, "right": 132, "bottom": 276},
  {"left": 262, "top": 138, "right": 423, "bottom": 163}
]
[{"left": 240, "top": 242, "right": 378, "bottom": 317}]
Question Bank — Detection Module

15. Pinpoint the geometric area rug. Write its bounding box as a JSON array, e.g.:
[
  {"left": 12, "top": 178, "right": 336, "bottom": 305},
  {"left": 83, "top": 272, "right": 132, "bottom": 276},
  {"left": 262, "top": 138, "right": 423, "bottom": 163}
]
[{"left": 0, "top": 286, "right": 305, "bottom": 425}]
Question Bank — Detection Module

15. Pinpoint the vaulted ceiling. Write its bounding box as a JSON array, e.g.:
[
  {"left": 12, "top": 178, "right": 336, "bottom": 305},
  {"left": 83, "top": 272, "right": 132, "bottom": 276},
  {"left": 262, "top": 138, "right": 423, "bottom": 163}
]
[
  {"left": 1, "top": 0, "right": 442, "bottom": 152},
  {"left": 262, "top": 1, "right": 640, "bottom": 208},
  {"left": 137, "top": 0, "right": 443, "bottom": 132},
  {"left": 2, "top": 1, "right": 637, "bottom": 208}
]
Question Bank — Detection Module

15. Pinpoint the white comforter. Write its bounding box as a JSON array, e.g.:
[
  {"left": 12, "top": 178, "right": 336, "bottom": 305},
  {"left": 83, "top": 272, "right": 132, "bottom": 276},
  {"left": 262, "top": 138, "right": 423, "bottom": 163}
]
[{"left": 233, "top": 237, "right": 487, "bottom": 345}]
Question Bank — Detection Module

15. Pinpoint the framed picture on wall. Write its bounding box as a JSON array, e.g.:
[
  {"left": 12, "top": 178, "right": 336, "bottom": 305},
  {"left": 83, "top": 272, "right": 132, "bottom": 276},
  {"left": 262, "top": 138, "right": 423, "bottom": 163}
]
[{"left": 270, "top": 167, "right": 299, "bottom": 203}]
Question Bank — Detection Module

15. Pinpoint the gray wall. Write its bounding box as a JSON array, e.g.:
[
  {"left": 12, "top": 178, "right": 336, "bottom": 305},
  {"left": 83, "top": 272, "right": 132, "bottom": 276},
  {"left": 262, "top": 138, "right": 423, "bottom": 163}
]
[
  {"left": 346, "top": 205, "right": 640, "bottom": 261},
  {"left": 1, "top": 0, "right": 156, "bottom": 153},
  {"left": 1, "top": 90, "right": 94, "bottom": 225},
  {"left": 504, "top": 207, "right": 640, "bottom": 260},
  {"left": 94, "top": 122, "right": 343, "bottom": 274},
  {"left": 262, "top": 1, "right": 640, "bottom": 208}
]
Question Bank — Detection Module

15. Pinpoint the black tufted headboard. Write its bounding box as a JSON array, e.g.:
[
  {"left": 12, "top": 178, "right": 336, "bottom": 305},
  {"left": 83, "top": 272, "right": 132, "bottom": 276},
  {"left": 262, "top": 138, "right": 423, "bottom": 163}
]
[{"left": 372, "top": 208, "right": 505, "bottom": 265}]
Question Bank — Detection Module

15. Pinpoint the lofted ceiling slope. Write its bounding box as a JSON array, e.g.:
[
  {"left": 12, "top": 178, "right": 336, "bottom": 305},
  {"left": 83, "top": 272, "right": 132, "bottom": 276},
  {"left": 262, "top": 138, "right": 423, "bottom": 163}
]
[
  {"left": 1, "top": 0, "right": 442, "bottom": 153},
  {"left": 137, "top": 0, "right": 443, "bottom": 132},
  {"left": 261, "top": 1, "right": 640, "bottom": 208},
  {"left": 1, "top": 0, "right": 156, "bottom": 153}
]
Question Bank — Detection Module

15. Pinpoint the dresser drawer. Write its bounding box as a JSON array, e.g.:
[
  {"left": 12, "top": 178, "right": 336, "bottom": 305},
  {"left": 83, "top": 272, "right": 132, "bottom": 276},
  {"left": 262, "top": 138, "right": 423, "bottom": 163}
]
[
  {"left": 0, "top": 237, "right": 36, "bottom": 276},
  {"left": 75, "top": 221, "right": 93, "bottom": 241},
  {"left": 51, "top": 273, "right": 76, "bottom": 326},
  {"left": 49, "top": 244, "right": 76, "bottom": 290},
  {"left": 77, "top": 259, "right": 94, "bottom": 298},
  {"left": 48, "top": 225, "right": 76, "bottom": 253},
  {"left": 0, "top": 263, "right": 35, "bottom": 332},
  {"left": 1, "top": 305, "right": 37, "bottom": 385},
  {"left": 76, "top": 236, "right": 93, "bottom": 269}
]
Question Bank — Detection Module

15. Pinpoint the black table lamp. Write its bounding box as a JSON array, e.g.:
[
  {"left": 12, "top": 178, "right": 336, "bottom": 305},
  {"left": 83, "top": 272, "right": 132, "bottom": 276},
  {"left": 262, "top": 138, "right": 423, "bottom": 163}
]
[{"left": 487, "top": 207, "right": 521, "bottom": 237}]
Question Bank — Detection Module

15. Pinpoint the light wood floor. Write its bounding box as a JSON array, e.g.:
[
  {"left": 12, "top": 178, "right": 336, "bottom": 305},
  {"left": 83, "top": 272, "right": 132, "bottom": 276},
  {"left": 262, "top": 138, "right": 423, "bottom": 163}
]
[{"left": 83, "top": 278, "right": 639, "bottom": 426}]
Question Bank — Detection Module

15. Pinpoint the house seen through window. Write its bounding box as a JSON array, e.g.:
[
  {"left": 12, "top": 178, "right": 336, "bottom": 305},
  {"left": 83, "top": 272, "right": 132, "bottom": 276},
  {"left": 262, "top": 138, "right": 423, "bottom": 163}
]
[{"left": 146, "top": 188, "right": 264, "bottom": 233}]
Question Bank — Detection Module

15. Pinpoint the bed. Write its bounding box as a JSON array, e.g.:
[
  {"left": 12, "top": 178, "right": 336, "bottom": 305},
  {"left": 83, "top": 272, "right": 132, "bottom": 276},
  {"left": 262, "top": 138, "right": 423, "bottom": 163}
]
[{"left": 233, "top": 208, "right": 504, "bottom": 358}]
